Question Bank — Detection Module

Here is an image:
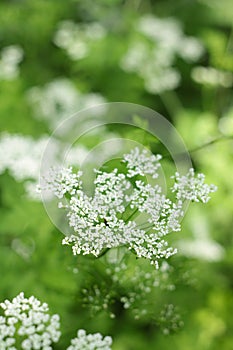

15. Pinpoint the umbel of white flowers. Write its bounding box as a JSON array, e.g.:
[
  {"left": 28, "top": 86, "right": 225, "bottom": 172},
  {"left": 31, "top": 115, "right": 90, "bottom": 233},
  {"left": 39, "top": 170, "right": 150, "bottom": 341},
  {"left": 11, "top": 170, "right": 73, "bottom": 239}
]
[
  {"left": 67, "top": 329, "right": 112, "bottom": 350},
  {"left": 41, "top": 147, "right": 217, "bottom": 268},
  {"left": 0, "top": 292, "right": 61, "bottom": 350},
  {"left": 0, "top": 293, "right": 112, "bottom": 350}
]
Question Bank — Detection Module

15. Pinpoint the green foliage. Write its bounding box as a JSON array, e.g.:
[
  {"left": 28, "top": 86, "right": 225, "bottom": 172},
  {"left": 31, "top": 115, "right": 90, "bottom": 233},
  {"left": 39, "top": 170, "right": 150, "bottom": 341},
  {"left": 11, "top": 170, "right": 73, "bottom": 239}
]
[{"left": 0, "top": 0, "right": 233, "bottom": 349}]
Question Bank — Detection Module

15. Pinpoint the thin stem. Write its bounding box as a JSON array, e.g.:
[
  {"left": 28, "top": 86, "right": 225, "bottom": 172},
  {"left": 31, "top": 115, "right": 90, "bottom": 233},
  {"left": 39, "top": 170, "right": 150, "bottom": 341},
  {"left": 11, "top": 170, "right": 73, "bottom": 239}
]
[
  {"left": 163, "top": 134, "right": 233, "bottom": 159},
  {"left": 189, "top": 134, "right": 233, "bottom": 154},
  {"left": 159, "top": 91, "right": 183, "bottom": 116},
  {"left": 145, "top": 228, "right": 154, "bottom": 234},
  {"left": 226, "top": 27, "right": 233, "bottom": 53},
  {"left": 136, "top": 223, "right": 153, "bottom": 230},
  {"left": 125, "top": 208, "right": 139, "bottom": 222},
  {"left": 97, "top": 248, "right": 111, "bottom": 258}
]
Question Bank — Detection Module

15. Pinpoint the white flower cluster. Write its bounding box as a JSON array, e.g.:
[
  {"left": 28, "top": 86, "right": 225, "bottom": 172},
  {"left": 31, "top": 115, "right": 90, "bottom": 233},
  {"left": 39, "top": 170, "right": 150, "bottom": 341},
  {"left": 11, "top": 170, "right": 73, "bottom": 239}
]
[
  {"left": 121, "top": 15, "right": 204, "bottom": 94},
  {"left": 123, "top": 147, "right": 161, "bottom": 178},
  {"left": 27, "top": 78, "right": 106, "bottom": 130},
  {"left": 67, "top": 329, "right": 112, "bottom": 350},
  {"left": 0, "top": 133, "right": 51, "bottom": 182},
  {"left": 41, "top": 147, "right": 217, "bottom": 268},
  {"left": 191, "top": 66, "right": 233, "bottom": 88},
  {"left": 0, "top": 133, "right": 60, "bottom": 200},
  {"left": 0, "top": 45, "right": 23, "bottom": 80},
  {"left": 158, "top": 304, "right": 183, "bottom": 335},
  {"left": 42, "top": 167, "right": 83, "bottom": 199},
  {"left": 0, "top": 130, "right": 122, "bottom": 201},
  {"left": 0, "top": 292, "right": 61, "bottom": 350},
  {"left": 0, "top": 293, "right": 113, "bottom": 350},
  {"left": 53, "top": 20, "right": 106, "bottom": 61},
  {"left": 178, "top": 208, "right": 224, "bottom": 262},
  {"left": 172, "top": 169, "right": 217, "bottom": 203}
]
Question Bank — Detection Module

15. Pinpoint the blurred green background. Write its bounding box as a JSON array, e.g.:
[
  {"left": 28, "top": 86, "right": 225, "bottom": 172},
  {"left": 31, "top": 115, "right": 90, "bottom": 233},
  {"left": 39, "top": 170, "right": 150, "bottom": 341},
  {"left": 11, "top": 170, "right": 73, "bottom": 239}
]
[{"left": 0, "top": 0, "right": 233, "bottom": 349}]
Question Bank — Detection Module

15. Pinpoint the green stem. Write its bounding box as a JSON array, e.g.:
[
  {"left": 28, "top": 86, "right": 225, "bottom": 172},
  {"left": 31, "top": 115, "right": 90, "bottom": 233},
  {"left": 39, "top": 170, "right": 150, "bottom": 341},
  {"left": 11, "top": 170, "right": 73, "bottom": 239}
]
[
  {"left": 159, "top": 91, "right": 183, "bottom": 116},
  {"left": 163, "top": 134, "right": 233, "bottom": 159},
  {"left": 97, "top": 248, "right": 110, "bottom": 258},
  {"left": 189, "top": 134, "right": 233, "bottom": 154},
  {"left": 137, "top": 224, "right": 153, "bottom": 231},
  {"left": 125, "top": 208, "right": 139, "bottom": 223}
]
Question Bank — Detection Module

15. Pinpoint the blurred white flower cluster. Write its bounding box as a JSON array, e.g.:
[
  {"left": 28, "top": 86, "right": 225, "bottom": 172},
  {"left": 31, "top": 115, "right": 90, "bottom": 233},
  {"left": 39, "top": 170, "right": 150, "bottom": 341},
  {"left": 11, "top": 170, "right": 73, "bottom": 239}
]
[
  {"left": 178, "top": 207, "right": 224, "bottom": 262},
  {"left": 53, "top": 20, "right": 106, "bottom": 60},
  {"left": 191, "top": 66, "right": 233, "bottom": 87},
  {"left": 41, "top": 147, "right": 216, "bottom": 268},
  {"left": 27, "top": 78, "right": 106, "bottom": 130},
  {"left": 0, "top": 132, "right": 90, "bottom": 200},
  {"left": 0, "top": 133, "right": 59, "bottom": 200},
  {"left": 0, "top": 131, "right": 122, "bottom": 201},
  {"left": 0, "top": 133, "right": 51, "bottom": 182},
  {"left": 158, "top": 304, "right": 183, "bottom": 335},
  {"left": 0, "top": 45, "right": 23, "bottom": 80},
  {"left": 0, "top": 293, "right": 112, "bottom": 350},
  {"left": 121, "top": 15, "right": 204, "bottom": 94},
  {"left": 67, "top": 329, "right": 112, "bottom": 350},
  {"left": 0, "top": 292, "right": 61, "bottom": 350}
]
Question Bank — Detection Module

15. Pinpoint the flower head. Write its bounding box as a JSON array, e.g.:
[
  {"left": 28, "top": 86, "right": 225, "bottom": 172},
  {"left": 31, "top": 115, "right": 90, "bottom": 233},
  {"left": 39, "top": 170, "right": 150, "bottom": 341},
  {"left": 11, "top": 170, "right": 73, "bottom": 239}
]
[
  {"left": 67, "top": 329, "right": 112, "bottom": 350},
  {"left": 41, "top": 147, "right": 217, "bottom": 268},
  {"left": 0, "top": 292, "right": 61, "bottom": 350},
  {"left": 121, "top": 15, "right": 204, "bottom": 94},
  {"left": 171, "top": 168, "right": 217, "bottom": 203},
  {"left": 0, "top": 45, "right": 23, "bottom": 80}
]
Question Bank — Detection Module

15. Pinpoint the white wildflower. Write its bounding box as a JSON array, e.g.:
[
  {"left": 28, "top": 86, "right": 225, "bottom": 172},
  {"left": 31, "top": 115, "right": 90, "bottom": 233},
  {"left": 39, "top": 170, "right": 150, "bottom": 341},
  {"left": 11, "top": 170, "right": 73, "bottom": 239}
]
[
  {"left": 121, "top": 15, "right": 204, "bottom": 94},
  {"left": 178, "top": 208, "right": 224, "bottom": 262},
  {"left": 41, "top": 148, "right": 217, "bottom": 267},
  {"left": 53, "top": 20, "right": 106, "bottom": 61},
  {"left": 179, "top": 238, "right": 224, "bottom": 262},
  {"left": 123, "top": 147, "right": 162, "bottom": 178},
  {"left": 171, "top": 168, "right": 217, "bottom": 203},
  {"left": 41, "top": 167, "right": 83, "bottom": 199},
  {"left": 144, "top": 68, "right": 181, "bottom": 94},
  {"left": 138, "top": 15, "right": 182, "bottom": 42},
  {"left": 0, "top": 133, "right": 52, "bottom": 182},
  {"left": 179, "top": 37, "right": 204, "bottom": 62},
  {"left": 64, "top": 145, "right": 89, "bottom": 167},
  {"left": 0, "top": 133, "right": 60, "bottom": 200},
  {"left": 27, "top": 78, "right": 106, "bottom": 130},
  {"left": 0, "top": 293, "right": 61, "bottom": 350},
  {"left": 0, "top": 132, "right": 121, "bottom": 201},
  {"left": 67, "top": 329, "right": 112, "bottom": 350},
  {"left": 0, "top": 45, "right": 23, "bottom": 80},
  {"left": 191, "top": 66, "right": 233, "bottom": 88}
]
